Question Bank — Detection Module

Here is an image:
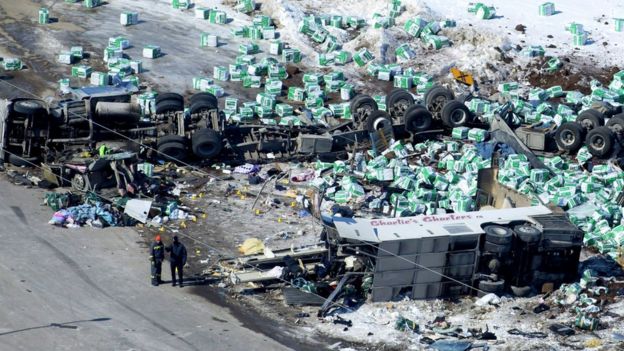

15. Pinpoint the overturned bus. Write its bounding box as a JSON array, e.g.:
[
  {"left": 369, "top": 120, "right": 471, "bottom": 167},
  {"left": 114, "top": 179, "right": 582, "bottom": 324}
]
[{"left": 326, "top": 205, "right": 583, "bottom": 302}]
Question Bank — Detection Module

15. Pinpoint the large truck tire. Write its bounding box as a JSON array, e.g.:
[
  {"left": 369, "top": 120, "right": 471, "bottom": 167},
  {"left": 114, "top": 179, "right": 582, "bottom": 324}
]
[
  {"left": 156, "top": 92, "right": 184, "bottom": 105},
  {"left": 350, "top": 94, "right": 378, "bottom": 128},
  {"left": 424, "top": 86, "right": 454, "bottom": 115},
  {"left": 13, "top": 100, "right": 46, "bottom": 115},
  {"left": 576, "top": 109, "right": 605, "bottom": 131},
  {"left": 555, "top": 122, "right": 585, "bottom": 152},
  {"left": 155, "top": 99, "right": 184, "bottom": 115},
  {"left": 157, "top": 142, "right": 188, "bottom": 162},
  {"left": 386, "top": 88, "right": 414, "bottom": 121},
  {"left": 190, "top": 92, "right": 218, "bottom": 106},
  {"left": 157, "top": 135, "right": 187, "bottom": 148},
  {"left": 192, "top": 129, "right": 223, "bottom": 159},
  {"left": 8, "top": 154, "right": 39, "bottom": 167},
  {"left": 365, "top": 110, "right": 393, "bottom": 133},
  {"left": 585, "top": 126, "right": 615, "bottom": 158},
  {"left": 441, "top": 100, "right": 472, "bottom": 128},
  {"left": 404, "top": 105, "right": 432, "bottom": 132},
  {"left": 484, "top": 225, "right": 513, "bottom": 245}
]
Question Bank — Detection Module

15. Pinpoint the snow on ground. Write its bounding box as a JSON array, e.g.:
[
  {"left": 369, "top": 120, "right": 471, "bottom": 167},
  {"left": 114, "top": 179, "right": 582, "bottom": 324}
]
[
  {"left": 261, "top": 0, "right": 623, "bottom": 93},
  {"left": 418, "top": 0, "right": 624, "bottom": 67},
  {"left": 315, "top": 296, "right": 624, "bottom": 350}
]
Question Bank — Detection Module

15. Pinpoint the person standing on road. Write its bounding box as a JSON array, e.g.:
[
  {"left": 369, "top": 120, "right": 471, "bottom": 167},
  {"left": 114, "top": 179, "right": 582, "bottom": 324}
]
[
  {"left": 150, "top": 235, "right": 165, "bottom": 286},
  {"left": 166, "top": 235, "right": 187, "bottom": 287}
]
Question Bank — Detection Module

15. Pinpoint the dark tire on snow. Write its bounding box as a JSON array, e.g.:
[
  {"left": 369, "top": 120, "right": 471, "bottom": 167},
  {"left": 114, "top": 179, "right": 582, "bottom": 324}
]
[
  {"left": 192, "top": 128, "right": 223, "bottom": 159},
  {"left": 156, "top": 92, "right": 184, "bottom": 105},
  {"left": 8, "top": 154, "right": 39, "bottom": 167},
  {"left": 484, "top": 225, "right": 513, "bottom": 245},
  {"left": 386, "top": 88, "right": 414, "bottom": 121},
  {"left": 155, "top": 99, "right": 184, "bottom": 115},
  {"left": 365, "top": 110, "right": 393, "bottom": 132},
  {"left": 555, "top": 122, "right": 585, "bottom": 152},
  {"left": 576, "top": 109, "right": 605, "bottom": 131},
  {"left": 606, "top": 114, "right": 624, "bottom": 135},
  {"left": 585, "top": 126, "right": 615, "bottom": 158},
  {"left": 13, "top": 100, "right": 46, "bottom": 115},
  {"left": 440, "top": 100, "right": 472, "bottom": 128},
  {"left": 404, "top": 105, "right": 432, "bottom": 132},
  {"left": 514, "top": 225, "right": 542, "bottom": 243},
  {"left": 157, "top": 135, "right": 187, "bottom": 148},
  {"left": 190, "top": 92, "right": 218, "bottom": 106},
  {"left": 350, "top": 94, "right": 378, "bottom": 127},
  {"left": 478, "top": 279, "right": 505, "bottom": 294},
  {"left": 157, "top": 142, "right": 187, "bottom": 162},
  {"left": 424, "top": 86, "right": 454, "bottom": 115}
]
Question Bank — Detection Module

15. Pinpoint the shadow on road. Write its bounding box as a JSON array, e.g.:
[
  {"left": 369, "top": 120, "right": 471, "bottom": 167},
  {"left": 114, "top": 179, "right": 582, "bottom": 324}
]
[{"left": 0, "top": 317, "right": 111, "bottom": 336}]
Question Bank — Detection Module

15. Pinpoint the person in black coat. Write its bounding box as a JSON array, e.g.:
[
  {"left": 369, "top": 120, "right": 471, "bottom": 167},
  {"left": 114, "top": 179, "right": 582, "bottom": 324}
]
[
  {"left": 166, "top": 235, "right": 187, "bottom": 287},
  {"left": 150, "top": 235, "right": 165, "bottom": 286}
]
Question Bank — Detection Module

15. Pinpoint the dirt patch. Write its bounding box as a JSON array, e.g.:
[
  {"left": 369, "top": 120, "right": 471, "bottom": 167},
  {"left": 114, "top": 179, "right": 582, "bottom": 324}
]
[
  {"left": 514, "top": 24, "right": 526, "bottom": 34},
  {"left": 527, "top": 58, "right": 621, "bottom": 94}
]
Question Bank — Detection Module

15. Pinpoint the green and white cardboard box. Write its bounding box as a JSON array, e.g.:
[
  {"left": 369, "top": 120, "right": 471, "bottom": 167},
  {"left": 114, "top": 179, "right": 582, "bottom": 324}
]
[
  {"left": 71, "top": 65, "right": 92, "bottom": 78},
  {"left": 109, "top": 36, "right": 130, "bottom": 50},
  {"left": 39, "top": 8, "right": 49, "bottom": 24},
  {"left": 538, "top": 2, "right": 555, "bottom": 16},
  {"left": 58, "top": 51, "right": 74, "bottom": 65},
  {"left": 395, "top": 43, "right": 416, "bottom": 62},
  {"left": 58, "top": 78, "right": 71, "bottom": 94},
  {"left": 200, "top": 33, "right": 218, "bottom": 47},
  {"left": 70, "top": 46, "right": 83, "bottom": 59},
  {"left": 103, "top": 47, "right": 123, "bottom": 62},
  {"left": 236, "top": 0, "right": 255, "bottom": 13},
  {"left": 282, "top": 48, "right": 302, "bottom": 63},
  {"left": 195, "top": 7, "right": 210, "bottom": 19},
  {"left": 287, "top": 87, "right": 306, "bottom": 101},
  {"left": 566, "top": 22, "right": 584, "bottom": 34},
  {"left": 239, "top": 43, "right": 259, "bottom": 55},
  {"left": 90, "top": 71, "right": 109, "bottom": 86},
  {"left": 269, "top": 40, "right": 283, "bottom": 55},
  {"left": 265, "top": 79, "right": 282, "bottom": 95},
  {"left": 209, "top": 10, "right": 227, "bottom": 24},
  {"left": 275, "top": 103, "right": 293, "bottom": 117},
  {"left": 615, "top": 18, "right": 624, "bottom": 32},
  {"left": 205, "top": 85, "right": 224, "bottom": 97},
  {"left": 353, "top": 48, "right": 374, "bottom": 67},
  {"left": 213, "top": 66, "right": 229, "bottom": 81},
  {"left": 130, "top": 60, "right": 142, "bottom": 74},
  {"left": 192, "top": 77, "right": 213, "bottom": 91},
  {"left": 120, "top": 12, "right": 139, "bottom": 26},
  {"left": 84, "top": 0, "right": 100, "bottom": 8},
  {"left": 142, "top": 45, "right": 161, "bottom": 59}
]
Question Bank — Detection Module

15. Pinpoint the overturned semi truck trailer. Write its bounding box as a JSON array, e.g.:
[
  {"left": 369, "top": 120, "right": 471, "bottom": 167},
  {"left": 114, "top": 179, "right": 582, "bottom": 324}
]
[{"left": 325, "top": 205, "right": 583, "bottom": 301}]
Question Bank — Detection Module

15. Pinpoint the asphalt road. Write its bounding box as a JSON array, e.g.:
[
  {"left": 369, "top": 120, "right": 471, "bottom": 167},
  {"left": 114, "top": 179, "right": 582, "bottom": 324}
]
[{"left": 0, "top": 182, "right": 293, "bottom": 351}]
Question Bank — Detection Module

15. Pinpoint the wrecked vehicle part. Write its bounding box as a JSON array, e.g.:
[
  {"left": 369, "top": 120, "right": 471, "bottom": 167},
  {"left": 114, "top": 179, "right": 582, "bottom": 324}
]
[
  {"left": 350, "top": 94, "right": 378, "bottom": 128},
  {"left": 386, "top": 88, "right": 415, "bottom": 123},
  {"left": 424, "top": 85, "right": 455, "bottom": 119},
  {"left": 328, "top": 206, "right": 583, "bottom": 302}
]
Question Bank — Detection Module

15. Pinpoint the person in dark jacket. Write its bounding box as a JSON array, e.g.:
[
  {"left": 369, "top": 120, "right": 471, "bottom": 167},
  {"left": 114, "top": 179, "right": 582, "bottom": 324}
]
[
  {"left": 150, "top": 235, "right": 165, "bottom": 286},
  {"left": 166, "top": 235, "right": 187, "bottom": 287}
]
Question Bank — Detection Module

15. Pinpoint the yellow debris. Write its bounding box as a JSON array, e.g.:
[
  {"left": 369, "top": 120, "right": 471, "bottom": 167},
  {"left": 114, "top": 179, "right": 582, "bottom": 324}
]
[
  {"left": 450, "top": 67, "right": 474, "bottom": 86},
  {"left": 584, "top": 339, "right": 602, "bottom": 348},
  {"left": 239, "top": 238, "right": 264, "bottom": 255}
]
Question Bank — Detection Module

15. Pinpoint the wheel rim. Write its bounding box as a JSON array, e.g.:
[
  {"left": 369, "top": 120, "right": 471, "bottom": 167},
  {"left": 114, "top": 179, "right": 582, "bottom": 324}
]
[
  {"left": 429, "top": 96, "right": 447, "bottom": 113},
  {"left": 490, "top": 227, "right": 507, "bottom": 236},
  {"left": 611, "top": 123, "right": 623, "bottom": 134},
  {"left": 450, "top": 110, "right": 467, "bottom": 124},
  {"left": 581, "top": 119, "right": 594, "bottom": 130},
  {"left": 560, "top": 130, "right": 576, "bottom": 146},
  {"left": 354, "top": 105, "right": 374, "bottom": 124},
  {"left": 591, "top": 135, "right": 605, "bottom": 151},
  {"left": 392, "top": 99, "right": 411, "bottom": 117},
  {"left": 72, "top": 174, "right": 85, "bottom": 191},
  {"left": 21, "top": 101, "right": 40, "bottom": 109}
]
